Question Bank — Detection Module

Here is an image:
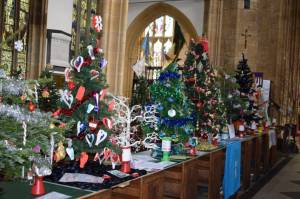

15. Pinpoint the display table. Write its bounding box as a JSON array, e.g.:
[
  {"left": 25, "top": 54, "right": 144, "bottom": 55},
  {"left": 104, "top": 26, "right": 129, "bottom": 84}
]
[{"left": 0, "top": 135, "right": 279, "bottom": 199}]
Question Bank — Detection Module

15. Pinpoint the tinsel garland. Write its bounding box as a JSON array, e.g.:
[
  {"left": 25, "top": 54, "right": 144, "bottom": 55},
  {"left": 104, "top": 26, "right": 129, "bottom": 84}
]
[
  {"left": 1, "top": 78, "right": 26, "bottom": 96},
  {"left": 158, "top": 72, "right": 180, "bottom": 82},
  {"left": 0, "top": 103, "right": 50, "bottom": 125}
]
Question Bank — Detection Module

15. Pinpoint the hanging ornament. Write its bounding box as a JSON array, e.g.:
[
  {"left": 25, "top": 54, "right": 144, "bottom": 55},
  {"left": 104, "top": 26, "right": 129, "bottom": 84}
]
[
  {"left": 80, "top": 152, "right": 89, "bottom": 168},
  {"left": 110, "top": 153, "right": 119, "bottom": 170},
  {"left": 76, "top": 86, "right": 85, "bottom": 101},
  {"left": 196, "top": 102, "right": 203, "bottom": 109},
  {"left": 87, "top": 45, "right": 95, "bottom": 60},
  {"left": 95, "top": 129, "right": 108, "bottom": 146},
  {"left": 168, "top": 109, "right": 176, "bottom": 117},
  {"left": 28, "top": 101, "right": 36, "bottom": 112},
  {"left": 42, "top": 88, "right": 50, "bottom": 98},
  {"left": 92, "top": 16, "right": 103, "bottom": 32},
  {"left": 89, "top": 118, "right": 98, "bottom": 132},
  {"left": 99, "top": 58, "right": 108, "bottom": 69},
  {"left": 99, "top": 88, "right": 106, "bottom": 100},
  {"left": 59, "top": 89, "right": 74, "bottom": 109},
  {"left": 93, "top": 93, "right": 99, "bottom": 112},
  {"left": 102, "top": 117, "right": 113, "bottom": 129},
  {"left": 202, "top": 133, "right": 208, "bottom": 140},
  {"left": 14, "top": 40, "right": 23, "bottom": 52},
  {"left": 68, "top": 81, "right": 75, "bottom": 90},
  {"left": 167, "top": 97, "right": 174, "bottom": 103},
  {"left": 77, "top": 121, "right": 87, "bottom": 136},
  {"left": 86, "top": 104, "right": 95, "bottom": 113},
  {"left": 71, "top": 56, "right": 84, "bottom": 72},
  {"left": 64, "top": 67, "right": 71, "bottom": 82},
  {"left": 90, "top": 70, "right": 99, "bottom": 80},
  {"left": 66, "top": 139, "right": 75, "bottom": 160},
  {"left": 54, "top": 142, "right": 66, "bottom": 162},
  {"left": 85, "top": 134, "right": 95, "bottom": 147},
  {"left": 108, "top": 100, "right": 115, "bottom": 112}
]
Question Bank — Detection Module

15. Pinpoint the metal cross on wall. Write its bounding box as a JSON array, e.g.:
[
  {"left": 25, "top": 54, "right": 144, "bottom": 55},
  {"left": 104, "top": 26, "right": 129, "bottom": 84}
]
[{"left": 241, "top": 29, "right": 251, "bottom": 49}]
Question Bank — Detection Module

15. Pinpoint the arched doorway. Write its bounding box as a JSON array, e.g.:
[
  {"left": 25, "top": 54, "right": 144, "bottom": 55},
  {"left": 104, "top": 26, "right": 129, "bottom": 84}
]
[{"left": 123, "top": 2, "right": 198, "bottom": 98}]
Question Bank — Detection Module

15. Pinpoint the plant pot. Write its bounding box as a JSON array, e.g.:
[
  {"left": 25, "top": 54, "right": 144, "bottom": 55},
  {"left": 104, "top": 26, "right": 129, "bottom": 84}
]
[
  {"left": 31, "top": 176, "right": 45, "bottom": 196},
  {"left": 120, "top": 146, "right": 131, "bottom": 173},
  {"left": 161, "top": 137, "right": 172, "bottom": 161}
]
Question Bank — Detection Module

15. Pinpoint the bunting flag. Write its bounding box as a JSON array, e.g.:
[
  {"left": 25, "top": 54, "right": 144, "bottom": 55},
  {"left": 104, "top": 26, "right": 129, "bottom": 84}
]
[
  {"left": 141, "top": 32, "right": 150, "bottom": 64},
  {"left": 173, "top": 21, "right": 186, "bottom": 59}
]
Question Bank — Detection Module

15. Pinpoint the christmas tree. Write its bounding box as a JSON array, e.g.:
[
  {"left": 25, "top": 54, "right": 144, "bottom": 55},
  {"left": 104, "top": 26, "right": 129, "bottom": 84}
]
[
  {"left": 183, "top": 41, "right": 226, "bottom": 141},
  {"left": 219, "top": 72, "right": 248, "bottom": 122},
  {"left": 149, "top": 62, "right": 194, "bottom": 144},
  {"left": 235, "top": 53, "right": 254, "bottom": 95},
  {"left": 52, "top": 16, "right": 118, "bottom": 162},
  {"left": 37, "top": 66, "right": 60, "bottom": 112}
]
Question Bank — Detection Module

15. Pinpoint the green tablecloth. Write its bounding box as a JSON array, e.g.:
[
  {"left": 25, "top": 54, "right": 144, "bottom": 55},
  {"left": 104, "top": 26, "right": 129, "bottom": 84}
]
[{"left": 0, "top": 181, "right": 92, "bottom": 199}]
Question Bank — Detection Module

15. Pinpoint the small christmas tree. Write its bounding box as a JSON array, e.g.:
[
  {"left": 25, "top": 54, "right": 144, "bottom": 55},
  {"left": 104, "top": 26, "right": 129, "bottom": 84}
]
[
  {"left": 52, "top": 16, "right": 118, "bottom": 166},
  {"left": 235, "top": 54, "right": 254, "bottom": 95},
  {"left": 149, "top": 62, "right": 194, "bottom": 159},
  {"left": 183, "top": 41, "right": 226, "bottom": 143}
]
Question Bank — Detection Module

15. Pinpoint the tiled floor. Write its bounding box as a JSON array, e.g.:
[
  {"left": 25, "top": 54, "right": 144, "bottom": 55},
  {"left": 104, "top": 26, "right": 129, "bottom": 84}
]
[{"left": 253, "top": 154, "right": 300, "bottom": 199}]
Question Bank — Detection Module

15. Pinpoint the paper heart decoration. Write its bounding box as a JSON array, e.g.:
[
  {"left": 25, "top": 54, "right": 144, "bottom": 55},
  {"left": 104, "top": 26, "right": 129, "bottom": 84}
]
[
  {"left": 71, "top": 56, "right": 84, "bottom": 72},
  {"left": 80, "top": 152, "right": 89, "bottom": 168},
  {"left": 66, "top": 147, "right": 75, "bottom": 160},
  {"left": 87, "top": 45, "right": 95, "bottom": 60},
  {"left": 95, "top": 129, "right": 108, "bottom": 146},
  {"left": 77, "top": 121, "right": 87, "bottom": 136},
  {"left": 108, "top": 100, "right": 115, "bottom": 112},
  {"left": 64, "top": 67, "right": 71, "bottom": 82},
  {"left": 93, "top": 153, "right": 99, "bottom": 161},
  {"left": 99, "top": 58, "right": 108, "bottom": 69},
  {"left": 99, "top": 89, "right": 106, "bottom": 100},
  {"left": 102, "top": 117, "right": 113, "bottom": 129},
  {"left": 86, "top": 104, "right": 95, "bottom": 113},
  {"left": 85, "top": 134, "right": 95, "bottom": 147},
  {"left": 89, "top": 120, "right": 98, "bottom": 132},
  {"left": 59, "top": 89, "right": 74, "bottom": 109},
  {"left": 103, "top": 147, "right": 111, "bottom": 160},
  {"left": 90, "top": 70, "right": 99, "bottom": 80}
]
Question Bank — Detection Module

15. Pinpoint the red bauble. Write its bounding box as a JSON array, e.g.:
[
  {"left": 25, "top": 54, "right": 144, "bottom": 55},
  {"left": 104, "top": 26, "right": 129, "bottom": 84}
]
[
  {"left": 28, "top": 101, "right": 36, "bottom": 112},
  {"left": 202, "top": 133, "right": 208, "bottom": 140},
  {"left": 84, "top": 57, "right": 92, "bottom": 66},
  {"left": 196, "top": 102, "right": 203, "bottom": 109},
  {"left": 68, "top": 81, "right": 75, "bottom": 90},
  {"left": 195, "top": 87, "right": 201, "bottom": 93}
]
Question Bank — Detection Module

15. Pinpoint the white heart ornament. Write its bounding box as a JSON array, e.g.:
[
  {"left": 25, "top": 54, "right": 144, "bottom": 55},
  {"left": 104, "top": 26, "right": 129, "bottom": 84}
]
[
  {"left": 95, "top": 129, "right": 108, "bottom": 146},
  {"left": 59, "top": 89, "right": 74, "bottom": 109},
  {"left": 85, "top": 134, "right": 95, "bottom": 147},
  {"left": 71, "top": 56, "right": 84, "bottom": 72},
  {"left": 87, "top": 45, "right": 95, "bottom": 60},
  {"left": 66, "top": 147, "right": 75, "bottom": 160}
]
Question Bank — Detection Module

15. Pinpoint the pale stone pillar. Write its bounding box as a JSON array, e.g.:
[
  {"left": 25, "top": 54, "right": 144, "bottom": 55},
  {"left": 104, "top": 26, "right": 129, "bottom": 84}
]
[{"left": 101, "top": 0, "right": 129, "bottom": 96}]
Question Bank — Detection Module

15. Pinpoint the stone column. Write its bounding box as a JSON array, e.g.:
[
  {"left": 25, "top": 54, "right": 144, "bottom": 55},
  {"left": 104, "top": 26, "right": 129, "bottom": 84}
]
[
  {"left": 26, "top": 0, "right": 48, "bottom": 79},
  {"left": 101, "top": 0, "right": 128, "bottom": 96}
]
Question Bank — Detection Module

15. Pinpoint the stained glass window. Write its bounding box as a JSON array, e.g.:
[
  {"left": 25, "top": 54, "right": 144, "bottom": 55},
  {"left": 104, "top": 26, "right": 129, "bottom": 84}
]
[
  {"left": 139, "top": 15, "right": 174, "bottom": 67},
  {"left": 0, "top": 0, "right": 30, "bottom": 77},
  {"left": 244, "top": 0, "right": 250, "bottom": 9}
]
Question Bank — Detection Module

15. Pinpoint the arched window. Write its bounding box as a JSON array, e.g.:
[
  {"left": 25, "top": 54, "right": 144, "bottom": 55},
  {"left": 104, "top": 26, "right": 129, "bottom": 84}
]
[
  {"left": 71, "top": 0, "right": 98, "bottom": 57},
  {"left": 0, "top": 0, "right": 29, "bottom": 77},
  {"left": 140, "top": 15, "right": 175, "bottom": 68}
]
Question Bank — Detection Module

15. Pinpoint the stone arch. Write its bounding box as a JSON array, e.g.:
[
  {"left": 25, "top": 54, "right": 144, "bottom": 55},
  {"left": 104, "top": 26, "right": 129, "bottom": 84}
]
[{"left": 123, "top": 2, "right": 198, "bottom": 97}]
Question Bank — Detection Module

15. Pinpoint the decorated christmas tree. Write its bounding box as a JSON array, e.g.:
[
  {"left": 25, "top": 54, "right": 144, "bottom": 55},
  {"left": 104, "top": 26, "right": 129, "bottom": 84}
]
[
  {"left": 235, "top": 53, "right": 254, "bottom": 95},
  {"left": 52, "top": 16, "right": 118, "bottom": 167},
  {"left": 149, "top": 62, "right": 194, "bottom": 159},
  {"left": 219, "top": 72, "right": 248, "bottom": 122},
  {"left": 183, "top": 41, "right": 226, "bottom": 143}
]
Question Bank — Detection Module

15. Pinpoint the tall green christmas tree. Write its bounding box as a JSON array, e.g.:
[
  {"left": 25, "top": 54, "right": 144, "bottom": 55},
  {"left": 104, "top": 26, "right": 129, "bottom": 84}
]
[
  {"left": 183, "top": 41, "right": 226, "bottom": 140},
  {"left": 53, "top": 16, "right": 117, "bottom": 161},
  {"left": 149, "top": 62, "right": 194, "bottom": 144}
]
